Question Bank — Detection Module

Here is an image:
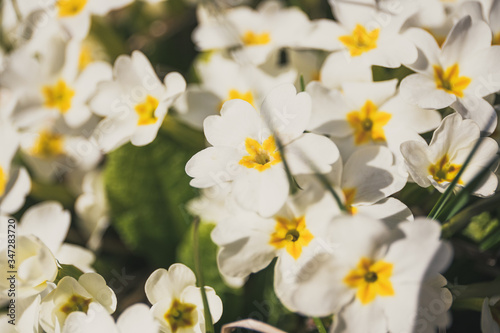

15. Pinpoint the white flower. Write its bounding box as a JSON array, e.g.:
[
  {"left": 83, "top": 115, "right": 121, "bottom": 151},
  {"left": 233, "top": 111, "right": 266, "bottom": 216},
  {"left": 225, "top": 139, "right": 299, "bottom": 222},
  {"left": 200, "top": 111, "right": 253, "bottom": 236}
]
[
  {"left": 145, "top": 264, "right": 223, "bottom": 333},
  {"left": 62, "top": 303, "right": 160, "bottom": 333},
  {"left": 17, "top": 201, "right": 95, "bottom": 272},
  {"left": 212, "top": 188, "right": 340, "bottom": 285},
  {"left": 296, "top": 0, "right": 418, "bottom": 68},
  {"left": 75, "top": 170, "right": 110, "bottom": 251},
  {"left": 90, "top": 51, "right": 186, "bottom": 152},
  {"left": 416, "top": 274, "right": 453, "bottom": 333},
  {"left": 401, "top": 113, "right": 499, "bottom": 197},
  {"left": 0, "top": 235, "right": 58, "bottom": 300},
  {"left": 185, "top": 83, "right": 339, "bottom": 217},
  {"left": 20, "top": 120, "right": 102, "bottom": 182},
  {"left": 276, "top": 216, "right": 453, "bottom": 333},
  {"left": 400, "top": 16, "right": 500, "bottom": 134},
  {"left": 8, "top": 0, "right": 133, "bottom": 40},
  {"left": 306, "top": 79, "right": 441, "bottom": 161},
  {"left": 192, "top": 1, "right": 310, "bottom": 65},
  {"left": 175, "top": 52, "right": 296, "bottom": 129},
  {"left": 40, "top": 273, "right": 117, "bottom": 333}
]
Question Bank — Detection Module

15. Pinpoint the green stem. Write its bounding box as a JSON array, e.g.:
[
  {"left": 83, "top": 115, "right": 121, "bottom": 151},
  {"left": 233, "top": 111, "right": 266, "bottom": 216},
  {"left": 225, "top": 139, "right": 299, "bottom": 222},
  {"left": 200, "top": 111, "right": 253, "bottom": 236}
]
[
  {"left": 452, "top": 298, "right": 484, "bottom": 312},
  {"left": 313, "top": 317, "right": 327, "bottom": 333},
  {"left": 193, "top": 217, "right": 214, "bottom": 333},
  {"left": 453, "top": 281, "right": 500, "bottom": 300},
  {"left": 300, "top": 75, "right": 306, "bottom": 92}
]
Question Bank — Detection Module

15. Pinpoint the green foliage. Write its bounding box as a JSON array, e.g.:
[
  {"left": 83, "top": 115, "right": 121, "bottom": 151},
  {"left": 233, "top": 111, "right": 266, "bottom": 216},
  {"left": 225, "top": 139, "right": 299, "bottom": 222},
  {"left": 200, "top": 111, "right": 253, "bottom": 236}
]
[
  {"left": 55, "top": 264, "right": 84, "bottom": 284},
  {"left": 104, "top": 119, "right": 204, "bottom": 267},
  {"left": 463, "top": 212, "right": 499, "bottom": 243}
]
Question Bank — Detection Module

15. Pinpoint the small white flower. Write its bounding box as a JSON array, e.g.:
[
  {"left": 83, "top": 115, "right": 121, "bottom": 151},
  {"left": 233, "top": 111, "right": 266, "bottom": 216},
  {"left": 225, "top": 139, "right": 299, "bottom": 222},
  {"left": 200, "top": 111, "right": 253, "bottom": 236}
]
[
  {"left": 401, "top": 113, "right": 499, "bottom": 197},
  {"left": 306, "top": 79, "right": 441, "bottom": 161},
  {"left": 192, "top": 1, "right": 310, "bottom": 65},
  {"left": 276, "top": 216, "right": 453, "bottom": 332},
  {"left": 145, "top": 263, "right": 223, "bottom": 333},
  {"left": 400, "top": 16, "right": 500, "bottom": 134},
  {"left": 40, "top": 273, "right": 117, "bottom": 333},
  {"left": 62, "top": 303, "right": 160, "bottom": 333},
  {"left": 90, "top": 51, "right": 186, "bottom": 152},
  {"left": 186, "top": 83, "right": 339, "bottom": 217}
]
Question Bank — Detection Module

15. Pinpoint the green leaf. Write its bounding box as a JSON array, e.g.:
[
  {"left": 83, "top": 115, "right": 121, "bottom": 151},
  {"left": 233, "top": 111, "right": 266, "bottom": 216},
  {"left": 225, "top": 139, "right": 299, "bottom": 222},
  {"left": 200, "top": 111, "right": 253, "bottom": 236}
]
[
  {"left": 463, "top": 212, "right": 499, "bottom": 243},
  {"left": 104, "top": 120, "right": 204, "bottom": 267},
  {"left": 55, "top": 264, "right": 84, "bottom": 284}
]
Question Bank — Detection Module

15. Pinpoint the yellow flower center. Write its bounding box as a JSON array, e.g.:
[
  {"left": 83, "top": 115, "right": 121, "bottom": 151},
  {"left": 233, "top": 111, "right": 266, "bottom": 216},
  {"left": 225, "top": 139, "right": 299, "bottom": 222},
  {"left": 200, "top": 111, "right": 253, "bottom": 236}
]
[
  {"left": 78, "top": 45, "right": 93, "bottom": 71},
  {"left": 428, "top": 154, "right": 463, "bottom": 184},
  {"left": 164, "top": 299, "right": 196, "bottom": 332},
  {"left": 242, "top": 31, "right": 271, "bottom": 46},
  {"left": 0, "top": 167, "right": 7, "bottom": 197},
  {"left": 135, "top": 95, "right": 159, "bottom": 126},
  {"left": 346, "top": 100, "right": 392, "bottom": 145},
  {"left": 239, "top": 136, "right": 282, "bottom": 172},
  {"left": 493, "top": 32, "right": 500, "bottom": 46},
  {"left": 343, "top": 257, "right": 395, "bottom": 305},
  {"left": 433, "top": 64, "right": 471, "bottom": 98},
  {"left": 31, "top": 130, "right": 65, "bottom": 158},
  {"left": 219, "top": 89, "right": 255, "bottom": 111},
  {"left": 269, "top": 216, "right": 314, "bottom": 260},
  {"left": 339, "top": 24, "right": 380, "bottom": 57},
  {"left": 60, "top": 294, "right": 92, "bottom": 315},
  {"left": 57, "top": 0, "right": 88, "bottom": 17},
  {"left": 343, "top": 188, "right": 358, "bottom": 215},
  {"left": 42, "top": 79, "right": 75, "bottom": 114}
]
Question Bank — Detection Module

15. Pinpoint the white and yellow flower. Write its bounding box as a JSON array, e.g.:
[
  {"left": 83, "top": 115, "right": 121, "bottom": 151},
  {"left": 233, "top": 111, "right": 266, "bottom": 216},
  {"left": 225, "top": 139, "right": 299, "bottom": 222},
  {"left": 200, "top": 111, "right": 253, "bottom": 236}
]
[
  {"left": 401, "top": 16, "right": 500, "bottom": 134},
  {"left": 40, "top": 273, "right": 117, "bottom": 333},
  {"left": 192, "top": 1, "right": 310, "bottom": 65},
  {"left": 145, "top": 263, "right": 223, "bottom": 333},
  {"left": 276, "top": 215, "right": 453, "bottom": 333},
  {"left": 306, "top": 79, "right": 441, "bottom": 161},
  {"left": 90, "top": 51, "right": 186, "bottom": 152},
  {"left": 186, "top": 83, "right": 339, "bottom": 217},
  {"left": 401, "top": 113, "right": 499, "bottom": 197}
]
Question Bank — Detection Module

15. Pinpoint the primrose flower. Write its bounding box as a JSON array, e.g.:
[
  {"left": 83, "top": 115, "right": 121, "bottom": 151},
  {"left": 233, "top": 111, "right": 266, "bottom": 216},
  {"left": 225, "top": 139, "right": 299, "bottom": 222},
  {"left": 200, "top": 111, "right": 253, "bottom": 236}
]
[
  {"left": 211, "top": 188, "right": 340, "bottom": 284},
  {"left": 192, "top": 1, "right": 310, "bottom": 65},
  {"left": 276, "top": 216, "right": 453, "bottom": 332},
  {"left": 145, "top": 263, "right": 223, "bottom": 333},
  {"left": 90, "top": 51, "right": 186, "bottom": 152},
  {"left": 8, "top": 0, "right": 133, "bottom": 40},
  {"left": 400, "top": 16, "right": 500, "bottom": 134},
  {"left": 401, "top": 113, "right": 499, "bottom": 197},
  {"left": 175, "top": 52, "right": 296, "bottom": 129},
  {"left": 297, "top": 0, "right": 418, "bottom": 68},
  {"left": 62, "top": 303, "right": 159, "bottom": 333},
  {"left": 185, "top": 83, "right": 339, "bottom": 217},
  {"left": 306, "top": 79, "right": 441, "bottom": 161},
  {"left": 40, "top": 273, "right": 117, "bottom": 333}
]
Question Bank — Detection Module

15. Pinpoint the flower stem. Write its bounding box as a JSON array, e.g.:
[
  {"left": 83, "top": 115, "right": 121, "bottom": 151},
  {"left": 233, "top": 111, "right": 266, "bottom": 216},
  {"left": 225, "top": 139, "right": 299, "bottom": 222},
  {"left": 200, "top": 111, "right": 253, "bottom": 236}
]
[
  {"left": 193, "top": 217, "right": 215, "bottom": 333},
  {"left": 313, "top": 317, "right": 327, "bottom": 333}
]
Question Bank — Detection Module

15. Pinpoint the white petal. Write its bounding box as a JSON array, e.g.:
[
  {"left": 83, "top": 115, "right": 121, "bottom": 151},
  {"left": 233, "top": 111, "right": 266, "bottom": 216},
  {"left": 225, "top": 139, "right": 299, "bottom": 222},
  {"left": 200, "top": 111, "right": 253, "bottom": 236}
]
[
  {"left": 117, "top": 303, "right": 159, "bottom": 333},
  {"left": 19, "top": 201, "right": 70, "bottom": 254},
  {"left": 356, "top": 198, "right": 413, "bottom": 229},
  {"left": 285, "top": 133, "right": 339, "bottom": 175},
  {"left": 400, "top": 73, "right": 456, "bottom": 109},
  {"left": 78, "top": 273, "right": 117, "bottom": 313},
  {"left": 400, "top": 140, "right": 432, "bottom": 188}
]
